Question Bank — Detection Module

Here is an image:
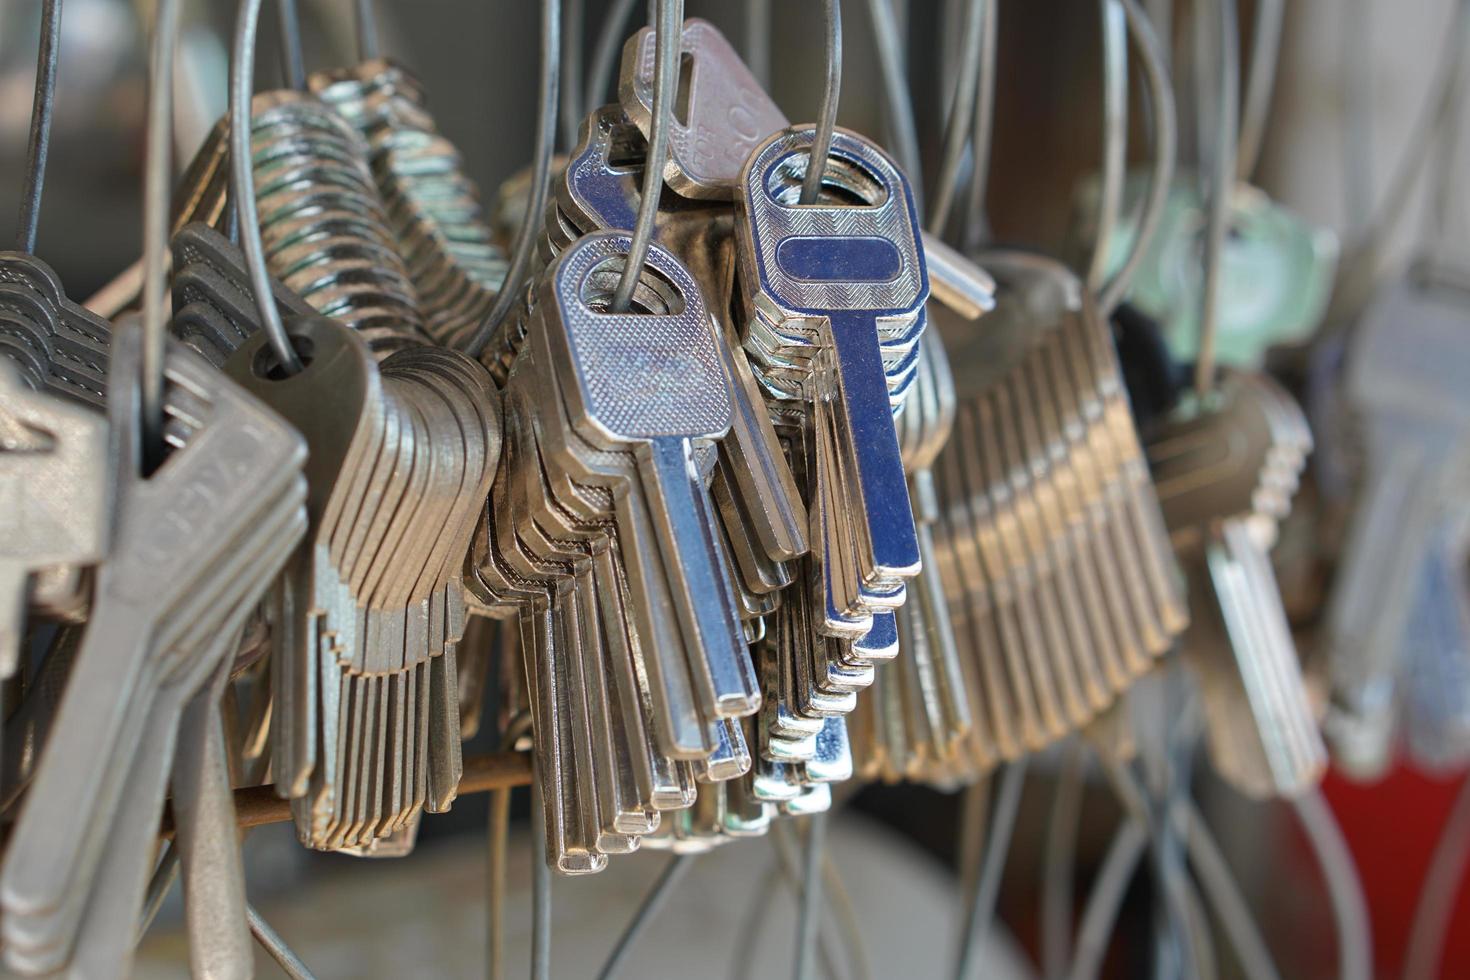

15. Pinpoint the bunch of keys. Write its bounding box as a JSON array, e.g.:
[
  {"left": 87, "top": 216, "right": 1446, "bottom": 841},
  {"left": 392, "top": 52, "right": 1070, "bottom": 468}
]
[
  {"left": 468, "top": 231, "right": 758, "bottom": 872},
  {"left": 615, "top": 17, "right": 994, "bottom": 805},
  {"left": 224, "top": 315, "right": 497, "bottom": 852},
  {"left": 169, "top": 223, "right": 317, "bottom": 368},
  {"left": 541, "top": 96, "right": 806, "bottom": 640},
  {"left": 310, "top": 59, "right": 510, "bottom": 349},
  {"left": 929, "top": 250, "right": 1186, "bottom": 774},
  {"left": 1326, "top": 266, "right": 1470, "bottom": 778},
  {"left": 1148, "top": 369, "right": 1324, "bottom": 798},
  {"left": 0, "top": 251, "right": 110, "bottom": 411},
  {"left": 0, "top": 251, "right": 115, "bottom": 653},
  {"left": 246, "top": 90, "right": 431, "bottom": 356},
  {"left": 2, "top": 326, "right": 308, "bottom": 976}
]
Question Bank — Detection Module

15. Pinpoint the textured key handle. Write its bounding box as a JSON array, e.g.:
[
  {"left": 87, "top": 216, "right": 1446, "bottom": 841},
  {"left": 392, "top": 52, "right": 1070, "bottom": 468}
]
[
  {"left": 0, "top": 252, "right": 111, "bottom": 409},
  {"left": 738, "top": 126, "right": 928, "bottom": 319},
  {"left": 1148, "top": 376, "right": 1282, "bottom": 533},
  {"left": 620, "top": 18, "right": 789, "bottom": 200},
  {"left": 542, "top": 231, "right": 732, "bottom": 443}
]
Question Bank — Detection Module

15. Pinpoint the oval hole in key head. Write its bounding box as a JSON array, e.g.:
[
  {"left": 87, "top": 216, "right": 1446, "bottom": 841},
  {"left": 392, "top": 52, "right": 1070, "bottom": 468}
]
[
  {"left": 765, "top": 147, "right": 889, "bottom": 209},
  {"left": 579, "top": 256, "right": 687, "bottom": 317},
  {"left": 251, "top": 332, "right": 316, "bottom": 381}
]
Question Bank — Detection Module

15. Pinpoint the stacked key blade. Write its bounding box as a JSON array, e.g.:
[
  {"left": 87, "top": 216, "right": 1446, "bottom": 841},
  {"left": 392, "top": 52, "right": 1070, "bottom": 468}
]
[
  {"left": 467, "top": 230, "right": 761, "bottom": 872},
  {"left": 248, "top": 90, "right": 431, "bottom": 356},
  {"left": 2, "top": 327, "right": 308, "bottom": 976},
  {"left": 730, "top": 123, "right": 930, "bottom": 818},
  {"left": 158, "top": 74, "right": 507, "bottom": 852},
  {"left": 852, "top": 327, "right": 977, "bottom": 786},
  {"left": 1148, "top": 369, "right": 1325, "bottom": 798},
  {"left": 309, "top": 59, "right": 510, "bottom": 349},
  {"left": 928, "top": 251, "right": 1187, "bottom": 778}
]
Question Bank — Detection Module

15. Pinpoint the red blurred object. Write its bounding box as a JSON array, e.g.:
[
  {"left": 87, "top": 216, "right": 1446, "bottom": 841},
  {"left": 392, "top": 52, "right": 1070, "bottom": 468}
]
[{"left": 1321, "top": 763, "right": 1470, "bottom": 979}]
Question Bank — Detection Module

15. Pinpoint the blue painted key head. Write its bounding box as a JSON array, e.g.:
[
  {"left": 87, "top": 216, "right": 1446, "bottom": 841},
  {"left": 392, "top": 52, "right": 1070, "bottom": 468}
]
[
  {"left": 540, "top": 231, "right": 733, "bottom": 443},
  {"left": 736, "top": 126, "right": 929, "bottom": 320}
]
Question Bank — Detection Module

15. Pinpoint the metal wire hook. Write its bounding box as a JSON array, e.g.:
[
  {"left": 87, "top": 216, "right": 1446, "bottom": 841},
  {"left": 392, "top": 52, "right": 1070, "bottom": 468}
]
[
  {"left": 792, "top": 811, "right": 830, "bottom": 980},
  {"left": 586, "top": 0, "right": 639, "bottom": 117},
  {"left": 953, "top": 757, "right": 1028, "bottom": 980},
  {"left": 230, "top": 0, "right": 306, "bottom": 379},
  {"left": 961, "top": 0, "right": 999, "bottom": 249},
  {"left": 929, "top": 0, "right": 988, "bottom": 235},
  {"left": 562, "top": 0, "right": 585, "bottom": 151},
  {"left": 248, "top": 904, "right": 319, "bottom": 980},
  {"left": 1097, "top": 0, "right": 1177, "bottom": 316},
  {"left": 140, "top": 0, "right": 182, "bottom": 470},
  {"left": 356, "top": 0, "right": 382, "bottom": 62},
  {"left": 596, "top": 854, "right": 694, "bottom": 980},
  {"left": 609, "top": 0, "right": 681, "bottom": 313},
  {"left": 1235, "top": 0, "right": 1283, "bottom": 183},
  {"left": 462, "top": 0, "right": 561, "bottom": 359},
  {"left": 1087, "top": 0, "right": 1129, "bottom": 294},
  {"left": 798, "top": 0, "right": 843, "bottom": 207},
  {"left": 1193, "top": 0, "right": 1239, "bottom": 397},
  {"left": 277, "top": 0, "right": 306, "bottom": 90},
  {"left": 15, "top": 0, "right": 63, "bottom": 256},
  {"left": 864, "top": 0, "right": 924, "bottom": 216},
  {"left": 487, "top": 709, "right": 534, "bottom": 980}
]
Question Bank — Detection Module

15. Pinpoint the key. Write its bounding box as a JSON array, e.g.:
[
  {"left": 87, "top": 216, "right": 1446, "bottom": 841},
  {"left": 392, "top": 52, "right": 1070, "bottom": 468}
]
[
  {"left": 0, "top": 362, "right": 110, "bottom": 677},
  {"left": 1327, "top": 270, "right": 1470, "bottom": 777},
  {"left": 1401, "top": 520, "right": 1470, "bottom": 772},
  {"left": 1, "top": 324, "right": 307, "bottom": 973},
  {"left": 225, "top": 315, "right": 496, "bottom": 850},
  {"left": 310, "top": 59, "right": 509, "bottom": 349},
  {"left": 506, "top": 378, "right": 685, "bottom": 818},
  {"left": 735, "top": 125, "right": 927, "bottom": 621},
  {"left": 555, "top": 103, "right": 808, "bottom": 566},
  {"left": 478, "top": 232, "right": 768, "bottom": 870},
  {"left": 0, "top": 251, "right": 111, "bottom": 410},
  {"left": 928, "top": 249, "right": 1184, "bottom": 766},
  {"left": 1149, "top": 369, "right": 1324, "bottom": 798},
  {"left": 862, "top": 327, "right": 979, "bottom": 783},
  {"left": 534, "top": 231, "right": 757, "bottom": 721},
  {"left": 170, "top": 222, "right": 316, "bottom": 368},
  {"left": 618, "top": 17, "right": 998, "bottom": 323},
  {"left": 245, "top": 90, "right": 430, "bottom": 356}
]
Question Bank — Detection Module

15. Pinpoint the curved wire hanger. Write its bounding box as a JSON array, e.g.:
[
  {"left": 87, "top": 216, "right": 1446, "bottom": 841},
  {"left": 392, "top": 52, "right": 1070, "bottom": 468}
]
[
  {"left": 609, "top": 0, "right": 681, "bottom": 313},
  {"left": 229, "top": 0, "right": 307, "bottom": 380},
  {"left": 461, "top": 0, "right": 561, "bottom": 359},
  {"left": 15, "top": 0, "right": 63, "bottom": 256}
]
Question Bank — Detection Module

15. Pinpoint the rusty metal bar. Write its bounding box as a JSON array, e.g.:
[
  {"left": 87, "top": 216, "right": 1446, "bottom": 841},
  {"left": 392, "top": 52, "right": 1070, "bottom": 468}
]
[{"left": 159, "top": 750, "right": 533, "bottom": 838}]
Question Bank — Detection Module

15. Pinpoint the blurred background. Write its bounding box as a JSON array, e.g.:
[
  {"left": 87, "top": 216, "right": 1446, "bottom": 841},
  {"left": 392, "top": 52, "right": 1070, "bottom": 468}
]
[{"left": 2, "top": 0, "right": 1468, "bottom": 977}]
